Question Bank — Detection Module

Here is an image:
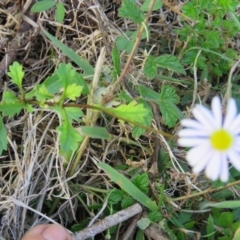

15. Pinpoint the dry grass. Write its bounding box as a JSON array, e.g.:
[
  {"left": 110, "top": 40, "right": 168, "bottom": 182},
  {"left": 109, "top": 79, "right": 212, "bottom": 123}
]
[{"left": 1, "top": 0, "right": 238, "bottom": 239}]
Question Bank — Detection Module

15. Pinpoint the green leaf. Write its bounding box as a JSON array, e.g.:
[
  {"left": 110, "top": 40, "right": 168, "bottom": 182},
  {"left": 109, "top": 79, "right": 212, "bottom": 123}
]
[
  {"left": 0, "top": 116, "right": 8, "bottom": 155},
  {"left": 97, "top": 163, "right": 158, "bottom": 211},
  {"left": 55, "top": 2, "right": 65, "bottom": 23},
  {"left": 148, "top": 211, "right": 163, "bottom": 222},
  {"left": 207, "top": 215, "right": 215, "bottom": 240},
  {"left": 31, "top": 0, "right": 56, "bottom": 12},
  {"left": 132, "top": 100, "right": 152, "bottom": 138},
  {"left": 108, "top": 189, "right": 124, "bottom": 205},
  {"left": 217, "top": 212, "right": 234, "bottom": 228},
  {"left": 158, "top": 85, "right": 183, "bottom": 127},
  {"left": 65, "top": 107, "right": 83, "bottom": 122},
  {"left": 116, "top": 36, "right": 134, "bottom": 54},
  {"left": 137, "top": 218, "right": 151, "bottom": 230},
  {"left": 139, "top": 85, "right": 160, "bottom": 101},
  {"left": 7, "top": 62, "right": 24, "bottom": 90},
  {"left": 56, "top": 63, "right": 76, "bottom": 86},
  {"left": 159, "top": 85, "right": 179, "bottom": 104},
  {"left": 154, "top": 55, "right": 186, "bottom": 75},
  {"left": 112, "top": 47, "right": 121, "bottom": 76},
  {"left": 0, "top": 102, "right": 26, "bottom": 117},
  {"left": 144, "top": 55, "right": 158, "bottom": 79},
  {"left": 118, "top": 0, "right": 144, "bottom": 23},
  {"left": 121, "top": 195, "right": 135, "bottom": 209},
  {"left": 141, "top": 0, "right": 163, "bottom": 11},
  {"left": 110, "top": 101, "right": 148, "bottom": 124},
  {"left": 78, "top": 126, "right": 111, "bottom": 140},
  {"left": 233, "top": 226, "right": 240, "bottom": 240},
  {"left": 74, "top": 73, "right": 89, "bottom": 94},
  {"left": 42, "top": 30, "right": 94, "bottom": 75},
  {"left": 2, "top": 91, "right": 18, "bottom": 103},
  {"left": 57, "top": 121, "right": 83, "bottom": 152},
  {"left": 35, "top": 85, "right": 54, "bottom": 101},
  {"left": 132, "top": 173, "right": 149, "bottom": 194},
  {"left": 65, "top": 83, "right": 83, "bottom": 100},
  {"left": 200, "top": 200, "right": 240, "bottom": 209}
]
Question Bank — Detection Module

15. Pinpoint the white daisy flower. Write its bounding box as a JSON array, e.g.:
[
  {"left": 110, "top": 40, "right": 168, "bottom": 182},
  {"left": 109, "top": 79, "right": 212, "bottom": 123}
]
[{"left": 178, "top": 96, "right": 240, "bottom": 182}]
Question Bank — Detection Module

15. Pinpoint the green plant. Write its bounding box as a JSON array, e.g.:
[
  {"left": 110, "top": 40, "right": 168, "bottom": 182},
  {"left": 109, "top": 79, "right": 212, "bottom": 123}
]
[{"left": 31, "top": 0, "right": 65, "bottom": 23}]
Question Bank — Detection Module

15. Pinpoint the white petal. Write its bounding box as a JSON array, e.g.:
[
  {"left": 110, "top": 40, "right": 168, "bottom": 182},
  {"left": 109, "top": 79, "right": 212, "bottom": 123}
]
[
  {"left": 178, "top": 129, "right": 209, "bottom": 138},
  {"left": 224, "top": 98, "right": 238, "bottom": 129},
  {"left": 186, "top": 141, "right": 212, "bottom": 166},
  {"left": 193, "top": 105, "right": 216, "bottom": 131},
  {"left": 220, "top": 155, "right": 229, "bottom": 182},
  {"left": 228, "top": 150, "right": 240, "bottom": 171},
  {"left": 233, "top": 137, "right": 240, "bottom": 149},
  {"left": 178, "top": 137, "right": 208, "bottom": 147},
  {"left": 228, "top": 114, "right": 240, "bottom": 135},
  {"left": 211, "top": 96, "right": 222, "bottom": 129},
  {"left": 180, "top": 119, "right": 206, "bottom": 130},
  {"left": 205, "top": 152, "right": 221, "bottom": 181},
  {"left": 192, "top": 151, "right": 214, "bottom": 173}
]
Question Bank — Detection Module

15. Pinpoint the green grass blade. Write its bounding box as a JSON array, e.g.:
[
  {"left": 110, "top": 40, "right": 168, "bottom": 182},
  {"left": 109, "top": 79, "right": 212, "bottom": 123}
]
[
  {"left": 97, "top": 163, "right": 158, "bottom": 211},
  {"left": 42, "top": 29, "right": 94, "bottom": 75}
]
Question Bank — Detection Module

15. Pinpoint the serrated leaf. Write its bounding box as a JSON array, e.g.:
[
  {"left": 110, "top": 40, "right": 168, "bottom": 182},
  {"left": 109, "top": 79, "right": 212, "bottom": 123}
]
[
  {"left": 0, "top": 116, "right": 8, "bottom": 155},
  {"left": 65, "top": 83, "right": 83, "bottom": 100},
  {"left": 0, "top": 102, "right": 26, "bottom": 117},
  {"left": 121, "top": 195, "right": 135, "bottom": 209},
  {"left": 55, "top": 2, "right": 65, "bottom": 23},
  {"left": 31, "top": 0, "right": 56, "bottom": 12},
  {"left": 158, "top": 101, "right": 181, "bottom": 128},
  {"left": 137, "top": 218, "right": 151, "bottom": 230},
  {"left": 7, "top": 62, "right": 24, "bottom": 90},
  {"left": 159, "top": 85, "right": 179, "bottom": 104},
  {"left": 132, "top": 173, "right": 149, "bottom": 194},
  {"left": 112, "top": 47, "right": 121, "bottom": 76},
  {"left": 74, "top": 73, "right": 89, "bottom": 94},
  {"left": 132, "top": 100, "right": 152, "bottom": 138},
  {"left": 97, "top": 163, "right": 158, "bottom": 211},
  {"left": 56, "top": 63, "right": 76, "bottom": 87},
  {"left": 158, "top": 85, "right": 183, "bottom": 127},
  {"left": 118, "top": 0, "right": 144, "bottom": 24},
  {"left": 65, "top": 107, "right": 83, "bottom": 122},
  {"left": 35, "top": 85, "right": 54, "bottom": 101},
  {"left": 57, "top": 121, "right": 83, "bottom": 152},
  {"left": 144, "top": 55, "right": 158, "bottom": 79},
  {"left": 154, "top": 55, "right": 186, "bottom": 75},
  {"left": 78, "top": 126, "right": 111, "bottom": 140},
  {"left": 2, "top": 91, "right": 18, "bottom": 103},
  {"left": 109, "top": 189, "right": 124, "bottom": 205},
  {"left": 116, "top": 36, "right": 134, "bottom": 54},
  {"left": 148, "top": 211, "right": 163, "bottom": 222},
  {"left": 140, "top": 0, "right": 163, "bottom": 11},
  {"left": 110, "top": 101, "right": 148, "bottom": 124},
  {"left": 43, "top": 30, "right": 94, "bottom": 75}
]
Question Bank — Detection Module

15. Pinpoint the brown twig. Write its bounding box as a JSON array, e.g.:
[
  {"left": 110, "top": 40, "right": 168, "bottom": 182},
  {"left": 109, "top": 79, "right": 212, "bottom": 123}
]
[{"left": 72, "top": 203, "right": 142, "bottom": 240}]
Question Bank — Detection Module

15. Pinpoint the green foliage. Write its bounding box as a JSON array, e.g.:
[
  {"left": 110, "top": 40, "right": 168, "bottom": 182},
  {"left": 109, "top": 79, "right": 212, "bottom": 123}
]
[
  {"left": 132, "top": 173, "right": 149, "bottom": 194},
  {"left": 98, "top": 163, "right": 158, "bottom": 211},
  {"left": 7, "top": 61, "right": 24, "bottom": 91},
  {"left": 42, "top": 31, "right": 94, "bottom": 75},
  {"left": 118, "top": 0, "right": 144, "bottom": 24},
  {"left": 144, "top": 55, "right": 186, "bottom": 79},
  {"left": 0, "top": 116, "right": 7, "bottom": 155},
  {"left": 178, "top": 0, "right": 239, "bottom": 80},
  {"left": 139, "top": 85, "right": 183, "bottom": 127},
  {"left": 31, "top": 0, "right": 66, "bottom": 23}
]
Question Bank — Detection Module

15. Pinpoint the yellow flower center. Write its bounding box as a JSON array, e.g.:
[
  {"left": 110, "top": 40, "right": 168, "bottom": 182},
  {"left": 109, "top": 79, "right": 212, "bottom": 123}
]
[{"left": 210, "top": 129, "right": 233, "bottom": 151}]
